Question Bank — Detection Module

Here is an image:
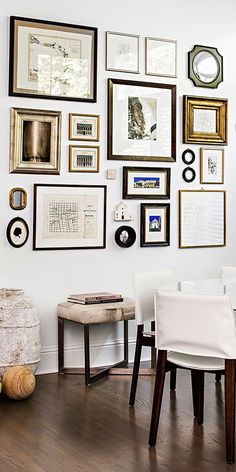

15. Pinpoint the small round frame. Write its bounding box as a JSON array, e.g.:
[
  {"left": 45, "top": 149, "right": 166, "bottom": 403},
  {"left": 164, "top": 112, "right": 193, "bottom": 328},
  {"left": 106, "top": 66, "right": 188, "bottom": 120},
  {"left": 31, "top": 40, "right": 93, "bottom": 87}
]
[
  {"left": 188, "top": 45, "right": 223, "bottom": 89},
  {"left": 182, "top": 149, "right": 195, "bottom": 165},
  {"left": 115, "top": 226, "right": 136, "bottom": 248},
  {"left": 6, "top": 217, "right": 29, "bottom": 248},
  {"left": 182, "top": 167, "right": 196, "bottom": 183}
]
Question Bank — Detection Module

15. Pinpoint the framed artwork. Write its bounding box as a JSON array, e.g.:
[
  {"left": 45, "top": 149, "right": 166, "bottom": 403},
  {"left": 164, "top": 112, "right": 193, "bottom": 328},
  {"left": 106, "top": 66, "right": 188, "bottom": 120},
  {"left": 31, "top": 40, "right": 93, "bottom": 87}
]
[
  {"left": 179, "top": 190, "right": 226, "bottom": 248},
  {"left": 7, "top": 218, "right": 29, "bottom": 248},
  {"left": 188, "top": 45, "right": 223, "bottom": 89},
  {"left": 9, "top": 188, "right": 27, "bottom": 210},
  {"left": 10, "top": 108, "right": 61, "bottom": 174},
  {"left": 33, "top": 184, "right": 106, "bottom": 250},
  {"left": 145, "top": 37, "right": 177, "bottom": 78},
  {"left": 182, "top": 167, "right": 196, "bottom": 183},
  {"left": 69, "top": 145, "right": 99, "bottom": 172},
  {"left": 115, "top": 226, "right": 136, "bottom": 248},
  {"left": 200, "top": 148, "right": 224, "bottom": 184},
  {"left": 123, "top": 166, "right": 170, "bottom": 199},
  {"left": 106, "top": 31, "right": 139, "bottom": 73},
  {"left": 183, "top": 95, "right": 227, "bottom": 145},
  {"left": 9, "top": 16, "right": 97, "bottom": 102},
  {"left": 108, "top": 78, "right": 176, "bottom": 162},
  {"left": 140, "top": 203, "right": 170, "bottom": 247},
  {"left": 69, "top": 114, "right": 100, "bottom": 141}
]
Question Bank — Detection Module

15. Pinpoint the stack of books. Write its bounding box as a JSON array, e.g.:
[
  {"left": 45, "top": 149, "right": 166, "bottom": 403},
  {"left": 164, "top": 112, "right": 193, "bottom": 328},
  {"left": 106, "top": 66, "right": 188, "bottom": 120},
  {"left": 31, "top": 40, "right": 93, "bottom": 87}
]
[{"left": 67, "top": 292, "right": 123, "bottom": 305}]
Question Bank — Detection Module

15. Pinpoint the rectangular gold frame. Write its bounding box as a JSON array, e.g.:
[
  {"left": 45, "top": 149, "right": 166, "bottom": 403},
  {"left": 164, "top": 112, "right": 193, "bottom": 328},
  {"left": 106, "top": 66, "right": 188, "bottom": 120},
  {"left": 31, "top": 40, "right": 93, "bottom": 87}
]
[
  {"left": 179, "top": 189, "right": 226, "bottom": 249},
  {"left": 200, "top": 148, "right": 224, "bottom": 184},
  {"left": 183, "top": 95, "right": 227, "bottom": 145},
  {"left": 69, "top": 113, "right": 100, "bottom": 141},
  {"left": 69, "top": 145, "right": 100, "bottom": 173}
]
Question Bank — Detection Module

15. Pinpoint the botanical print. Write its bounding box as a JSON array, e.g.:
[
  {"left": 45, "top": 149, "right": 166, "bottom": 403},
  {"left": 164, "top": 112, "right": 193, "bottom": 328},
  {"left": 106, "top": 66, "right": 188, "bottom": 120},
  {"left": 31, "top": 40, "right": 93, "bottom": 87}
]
[
  {"left": 193, "top": 109, "right": 217, "bottom": 133},
  {"left": 133, "top": 176, "right": 160, "bottom": 188},
  {"left": 208, "top": 156, "right": 217, "bottom": 175},
  {"left": 149, "top": 215, "right": 161, "bottom": 232},
  {"left": 23, "top": 120, "right": 51, "bottom": 162},
  {"left": 128, "top": 97, "right": 157, "bottom": 140}
]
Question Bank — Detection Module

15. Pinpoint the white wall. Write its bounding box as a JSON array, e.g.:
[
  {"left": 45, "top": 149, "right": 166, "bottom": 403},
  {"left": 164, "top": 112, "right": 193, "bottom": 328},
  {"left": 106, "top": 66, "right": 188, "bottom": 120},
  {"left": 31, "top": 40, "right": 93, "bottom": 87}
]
[{"left": 1, "top": 0, "right": 236, "bottom": 374}]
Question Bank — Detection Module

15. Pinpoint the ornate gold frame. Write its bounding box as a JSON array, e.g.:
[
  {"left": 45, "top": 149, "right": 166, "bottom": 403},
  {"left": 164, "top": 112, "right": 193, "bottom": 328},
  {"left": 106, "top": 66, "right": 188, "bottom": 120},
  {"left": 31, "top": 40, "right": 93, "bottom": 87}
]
[{"left": 9, "top": 188, "right": 27, "bottom": 210}]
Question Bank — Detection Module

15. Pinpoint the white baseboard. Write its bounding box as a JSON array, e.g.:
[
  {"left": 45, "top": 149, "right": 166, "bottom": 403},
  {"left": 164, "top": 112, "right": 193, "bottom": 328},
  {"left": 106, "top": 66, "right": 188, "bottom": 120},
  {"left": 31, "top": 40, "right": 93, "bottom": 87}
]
[{"left": 37, "top": 337, "right": 151, "bottom": 375}]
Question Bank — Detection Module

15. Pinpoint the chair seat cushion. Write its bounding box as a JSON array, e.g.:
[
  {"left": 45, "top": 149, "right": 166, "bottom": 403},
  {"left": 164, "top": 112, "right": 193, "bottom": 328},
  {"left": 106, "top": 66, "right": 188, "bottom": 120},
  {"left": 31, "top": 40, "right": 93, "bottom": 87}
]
[
  {"left": 167, "top": 351, "right": 224, "bottom": 371},
  {"left": 57, "top": 298, "right": 135, "bottom": 324}
]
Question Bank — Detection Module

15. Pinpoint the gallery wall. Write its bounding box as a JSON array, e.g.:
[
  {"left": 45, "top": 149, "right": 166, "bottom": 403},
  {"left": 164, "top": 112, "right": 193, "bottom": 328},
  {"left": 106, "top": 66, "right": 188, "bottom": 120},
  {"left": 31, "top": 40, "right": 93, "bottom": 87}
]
[{"left": 1, "top": 0, "right": 236, "bottom": 373}]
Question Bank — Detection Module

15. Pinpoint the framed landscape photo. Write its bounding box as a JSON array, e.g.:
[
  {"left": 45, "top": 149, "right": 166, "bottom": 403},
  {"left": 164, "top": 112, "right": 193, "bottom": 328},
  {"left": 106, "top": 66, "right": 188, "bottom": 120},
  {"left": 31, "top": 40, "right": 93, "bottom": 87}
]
[
  {"left": 9, "top": 16, "right": 97, "bottom": 102},
  {"left": 183, "top": 95, "right": 227, "bottom": 144},
  {"left": 108, "top": 78, "right": 176, "bottom": 162},
  {"left": 123, "top": 166, "right": 170, "bottom": 199},
  {"left": 200, "top": 148, "right": 224, "bottom": 184},
  {"left": 69, "top": 145, "right": 99, "bottom": 172},
  {"left": 33, "top": 184, "right": 106, "bottom": 250},
  {"left": 69, "top": 113, "right": 100, "bottom": 141},
  {"left": 106, "top": 31, "right": 140, "bottom": 73},
  {"left": 145, "top": 37, "right": 177, "bottom": 78},
  {"left": 10, "top": 108, "right": 61, "bottom": 174},
  {"left": 140, "top": 203, "right": 170, "bottom": 247}
]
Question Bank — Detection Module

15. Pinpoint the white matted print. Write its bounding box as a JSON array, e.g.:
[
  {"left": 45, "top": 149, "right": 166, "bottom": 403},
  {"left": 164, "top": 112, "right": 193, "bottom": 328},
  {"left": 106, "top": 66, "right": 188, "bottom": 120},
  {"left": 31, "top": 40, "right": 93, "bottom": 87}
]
[
  {"left": 69, "top": 145, "right": 99, "bottom": 172},
  {"left": 146, "top": 37, "right": 177, "bottom": 78},
  {"left": 106, "top": 31, "right": 139, "bottom": 73},
  {"left": 69, "top": 114, "right": 100, "bottom": 141},
  {"left": 200, "top": 148, "right": 224, "bottom": 184},
  {"left": 140, "top": 203, "right": 170, "bottom": 247}
]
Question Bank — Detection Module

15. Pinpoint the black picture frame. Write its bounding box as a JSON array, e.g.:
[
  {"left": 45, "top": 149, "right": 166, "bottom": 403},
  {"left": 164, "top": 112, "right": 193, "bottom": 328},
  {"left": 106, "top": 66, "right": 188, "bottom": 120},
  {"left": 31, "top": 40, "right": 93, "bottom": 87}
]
[
  {"left": 182, "top": 149, "right": 195, "bottom": 165},
  {"left": 123, "top": 166, "right": 171, "bottom": 199},
  {"left": 140, "top": 203, "right": 170, "bottom": 247},
  {"left": 182, "top": 167, "right": 196, "bottom": 183},
  {"left": 9, "top": 16, "right": 98, "bottom": 103},
  {"left": 115, "top": 226, "right": 136, "bottom": 248},
  {"left": 7, "top": 217, "right": 29, "bottom": 248}
]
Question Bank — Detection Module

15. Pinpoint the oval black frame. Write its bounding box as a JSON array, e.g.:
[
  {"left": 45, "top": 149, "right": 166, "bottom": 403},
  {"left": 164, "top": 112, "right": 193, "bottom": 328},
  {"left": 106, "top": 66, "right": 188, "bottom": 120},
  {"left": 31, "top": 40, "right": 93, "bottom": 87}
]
[
  {"left": 182, "top": 149, "right": 195, "bottom": 165},
  {"left": 115, "top": 226, "right": 136, "bottom": 248},
  {"left": 6, "top": 217, "right": 29, "bottom": 248},
  {"left": 182, "top": 167, "right": 196, "bottom": 183}
]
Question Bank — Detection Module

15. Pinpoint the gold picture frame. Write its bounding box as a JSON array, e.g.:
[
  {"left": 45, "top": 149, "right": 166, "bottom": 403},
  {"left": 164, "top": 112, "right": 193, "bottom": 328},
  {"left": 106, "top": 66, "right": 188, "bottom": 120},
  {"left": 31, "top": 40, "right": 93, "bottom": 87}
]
[
  {"left": 10, "top": 108, "right": 61, "bottom": 174},
  {"left": 69, "top": 145, "right": 100, "bottom": 172},
  {"left": 200, "top": 148, "right": 224, "bottom": 184},
  {"left": 183, "top": 95, "right": 227, "bottom": 145},
  {"left": 9, "top": 188, "right": 27, "bottom": 210},
  {"left": 69, "top": 113, "right": 100, "bottom": 141}
]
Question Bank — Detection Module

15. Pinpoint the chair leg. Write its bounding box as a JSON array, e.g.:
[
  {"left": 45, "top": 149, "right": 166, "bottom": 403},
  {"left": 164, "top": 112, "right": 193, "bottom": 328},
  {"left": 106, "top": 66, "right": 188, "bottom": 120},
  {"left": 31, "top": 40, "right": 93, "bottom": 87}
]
[
  {"left": 191, "top": 370, "right": 204, "bottom": 425},
  {"left": 129, "top": 325, "right": 143, "bottom": 406},
  {"left": 215, "top": 373, "right": 222, "bottom": 382},
  {"left": 149, "top": 350, "right": 167, "bottom": 447},
  {"left": 170, "top": 367, "right": 177, "bottom": 391},
  {"left": 225, "top": 360, "right": 235, "bottom": 464}
]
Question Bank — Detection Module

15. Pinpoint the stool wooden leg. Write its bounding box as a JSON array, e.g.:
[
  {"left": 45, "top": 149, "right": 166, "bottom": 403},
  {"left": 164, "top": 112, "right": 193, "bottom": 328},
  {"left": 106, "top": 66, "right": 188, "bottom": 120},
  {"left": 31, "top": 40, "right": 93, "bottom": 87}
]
[
  {"left": 84, "top": 324, "right": 90, "bottom": 386},
  {"left": 124, "top": 320, "right": 128, "bottom": 364},
  {"left": 58, "top": 317, "right": 64, "bottom": 374}
]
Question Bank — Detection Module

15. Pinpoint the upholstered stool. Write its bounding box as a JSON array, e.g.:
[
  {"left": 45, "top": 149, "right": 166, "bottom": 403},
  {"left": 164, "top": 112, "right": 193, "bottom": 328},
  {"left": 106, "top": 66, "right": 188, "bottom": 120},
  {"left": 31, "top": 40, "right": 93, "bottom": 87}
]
[{"left": 57, "top": 298, "right": 135, "bottom": 385}]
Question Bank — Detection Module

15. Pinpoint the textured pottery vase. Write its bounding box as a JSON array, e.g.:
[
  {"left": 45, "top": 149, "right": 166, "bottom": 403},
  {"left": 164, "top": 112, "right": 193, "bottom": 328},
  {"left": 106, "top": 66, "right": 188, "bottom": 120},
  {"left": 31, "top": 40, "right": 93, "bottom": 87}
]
[{"left": 0, "top": 289, "right": 41, "bottom": 376}]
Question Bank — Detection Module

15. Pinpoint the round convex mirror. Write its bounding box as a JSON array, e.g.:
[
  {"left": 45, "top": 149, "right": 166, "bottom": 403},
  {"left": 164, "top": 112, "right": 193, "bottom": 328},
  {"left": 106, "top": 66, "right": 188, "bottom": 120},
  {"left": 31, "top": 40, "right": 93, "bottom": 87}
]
[
  {"left": 193, "top": 51, "right": 219, "bottom": 84},
  {"left": 9, "top": 188, "right": 27, "bottom": 210}
]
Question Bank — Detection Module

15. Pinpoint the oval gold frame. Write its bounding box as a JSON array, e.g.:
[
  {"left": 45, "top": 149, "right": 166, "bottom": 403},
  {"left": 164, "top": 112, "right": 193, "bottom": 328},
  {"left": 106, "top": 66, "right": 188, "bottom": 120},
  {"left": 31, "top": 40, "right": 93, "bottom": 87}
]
[{"left": 9, "top": 188, "right": 27, "bottom": 210}]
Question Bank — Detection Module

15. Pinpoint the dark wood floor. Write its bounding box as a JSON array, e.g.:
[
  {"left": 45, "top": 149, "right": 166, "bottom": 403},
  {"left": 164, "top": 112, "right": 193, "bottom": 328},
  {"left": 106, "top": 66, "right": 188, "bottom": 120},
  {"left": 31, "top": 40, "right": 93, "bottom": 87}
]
[{"left": 0, "top": 369, "right": 235, "bottom": 471}]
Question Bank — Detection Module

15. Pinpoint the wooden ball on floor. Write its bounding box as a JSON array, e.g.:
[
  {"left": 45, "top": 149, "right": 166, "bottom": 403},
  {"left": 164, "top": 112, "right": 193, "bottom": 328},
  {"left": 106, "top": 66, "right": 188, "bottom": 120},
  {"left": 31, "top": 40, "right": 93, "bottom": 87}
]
[{"left": 2, "top": 366, "right": 36, "bottom": 400}]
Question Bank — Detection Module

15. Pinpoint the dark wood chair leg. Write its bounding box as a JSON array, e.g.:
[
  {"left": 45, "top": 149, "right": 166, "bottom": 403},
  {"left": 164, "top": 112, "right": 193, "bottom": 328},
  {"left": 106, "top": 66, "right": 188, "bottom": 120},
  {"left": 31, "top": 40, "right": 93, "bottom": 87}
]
[
  {"left": 151, "top": 321, "right": 156, "bottom": 368},
  {"left": 124, "top": 320, "right": 128, "bottom": 364},
  {"left": 191, "top": 370, "right": 204, "bottom": 425},
  {"left": 225, "top": 359, "right": 235, "bottom": 464},
  {"left": 84, "top": 324, "right": 90, "bottom": 386},
  {"left": 149, "top": 350, "right": 167, "bottom": 447},
  {"left": 215, "top": 373, "right": 222, "bottom": 382},
  {"left": 58, "top": 317, "right": 64, "bottom": 374},
  {"left": 170, "top": 367, "right": 177, "bottom": 391},
  {"left": 129, "top": 325, "right": 143, "bottom": 406}
]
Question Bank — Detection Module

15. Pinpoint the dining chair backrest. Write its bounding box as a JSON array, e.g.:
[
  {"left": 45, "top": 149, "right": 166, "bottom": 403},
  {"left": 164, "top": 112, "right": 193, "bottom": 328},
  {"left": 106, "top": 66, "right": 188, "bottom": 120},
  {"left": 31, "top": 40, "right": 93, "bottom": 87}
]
[
  {"left": 133, "top": 269, "right": 174, "bottom": 325},
  {"left": 220, "top": 266, "right": 236, "bottom": 279},
  {"left": 155, "top": 290, "right": 236, "bottom": 359}
]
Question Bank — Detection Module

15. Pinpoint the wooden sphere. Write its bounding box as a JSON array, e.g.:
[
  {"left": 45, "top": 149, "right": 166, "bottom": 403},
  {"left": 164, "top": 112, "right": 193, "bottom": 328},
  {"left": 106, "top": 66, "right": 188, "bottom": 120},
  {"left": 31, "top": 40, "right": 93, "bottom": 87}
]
[{"left": 2, "top": 366, "right": 36, "bottom": 400}]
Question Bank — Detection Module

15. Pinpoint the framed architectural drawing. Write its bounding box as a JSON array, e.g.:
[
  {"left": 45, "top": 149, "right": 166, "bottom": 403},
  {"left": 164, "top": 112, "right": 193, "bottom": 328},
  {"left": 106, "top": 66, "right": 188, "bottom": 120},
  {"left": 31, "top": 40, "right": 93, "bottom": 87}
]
[
  {"left": 123, "top": 166, "right": 170, "bottom": 199},
  {"left": 200, "top": 148, "right": 224, "bottom": 184},
  {"left": 69, "top": 114, "right": 100, "bottom": 141},
  {"left": 33, "top": 184, "right": 106, "bottom": 250},
  {"left": 10, "top": 108, "right": 61, "bottom": 174},
  {"left": 69, "top": 145, "right": 100, "bottom": 172},
  {"left": 140, "top": 203, "right": 170, "bottom": 247},
  {"left": 108, "top": 78, "right": 176, "bottom": 161},
  {"left": 183, "top": 96, "right": 227, "bottom": 144},
  {"left": 145, "top": 37, "right": 177, "bottom": 78},
  {"left": 9, "top": 16, "right": 97, "bottom": 102},
  {"left": 106, "top": 31, "right": 140, "bottom": 73},
  {"left": 179, "top": 190, "right": 226, "bottom": 248}
]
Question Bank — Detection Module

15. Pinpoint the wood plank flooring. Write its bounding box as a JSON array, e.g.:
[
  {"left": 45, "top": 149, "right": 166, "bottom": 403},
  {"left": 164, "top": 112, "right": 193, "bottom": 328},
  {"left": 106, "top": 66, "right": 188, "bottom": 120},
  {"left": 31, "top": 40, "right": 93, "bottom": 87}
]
[{"left": 0, "top": 370, "right": 235, "bottom": 471}]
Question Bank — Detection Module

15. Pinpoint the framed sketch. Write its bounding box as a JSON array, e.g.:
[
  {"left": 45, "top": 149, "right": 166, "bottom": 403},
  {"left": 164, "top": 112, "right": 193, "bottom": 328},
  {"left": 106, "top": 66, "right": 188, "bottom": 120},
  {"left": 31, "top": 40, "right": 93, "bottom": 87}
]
[
  {"left": 123, "top": 166, "right": 170, "bottom": 199},
  {"left": 145, "top": 37, "right": 177, "bottom": 78},
  {"left": 200, "top": 148, "right": 224, "bottom": 184},
  {"left": 140, "top": 203, "right": 170, "bottom": 247},
  {"left": 69, "top": 114, "right": 100, "bottom": 141},
  {"left": 108, "top": 78, "right": 176, "bottom": 162},
  {"left": 33, "top": 184, "right": 106, "bottom": 250},
  {"left": 10, "top": 108, "right": 61, "bottom": 174},
  {"left": 179, "top": 190, "right": 226, "bottom": 248},
  {"left": 106, "top": 31, "right": 139, "bottom": 73},
  {"left": 7, "top": 218, "right": 29, "bottom": 248},
  {"left": 183, "top": 96, "right": 227, "bottom": 144},
  {"left": 69, "top": 145, "right": 99, "bottom": 172},
  {"left": 9, "top": 16, "right": 97, "bottom": 102}
]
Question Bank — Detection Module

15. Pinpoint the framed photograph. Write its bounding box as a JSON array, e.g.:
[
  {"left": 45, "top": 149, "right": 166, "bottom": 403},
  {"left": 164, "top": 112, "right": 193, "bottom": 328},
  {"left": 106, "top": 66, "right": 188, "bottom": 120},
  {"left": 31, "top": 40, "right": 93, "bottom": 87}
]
[
  {"left": 9, "top": 16, "right": 97, "bottom": 102},
  {"left": 106, "top": 31, "right": 139, "bottom": 73},
  {"left": 123, "top": 166, "right": 170, "bottom": 199},
  {"left": 145, "top": 37, "right": 177, "bottom": 78},
  {"left": 33, "top": 184, "right": 106, "bottom": 250},
  {"left": 108, "top": 78, "right": 176, "bottom": 162},
  {"left": 179, "top": 190, "right": 226, "bottom": 248},
  {"left": 10, "top": 108, "right": 61, "bottom": 174},
  {"left": 140, "top": 203, "right": 170, "bottom": 247},
  {"left": 69, "top": 145, "right": 99, "bottom": 172},
  {"left": 115, "top": 226, "right": 136, "bottom": 248},
  {"left": 200, "top": 148, "right": 224, "bottom": 184},
  {"left": 7, "top": 217, "right": 29, "bottom": 248},
  {"left": 69, "top": 113, "right": 100, "bottom": 141},
  {"left": 183, "top": 95, "right": 227, "bottom": 144}
]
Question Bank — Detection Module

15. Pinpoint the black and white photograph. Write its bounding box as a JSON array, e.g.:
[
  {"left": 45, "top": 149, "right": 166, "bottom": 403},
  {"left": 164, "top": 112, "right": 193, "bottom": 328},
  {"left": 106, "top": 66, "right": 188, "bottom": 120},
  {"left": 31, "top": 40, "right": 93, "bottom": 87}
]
[
  {"left": 69, "top": 145, "right": 100, "bottom": 172},
  {"left": 128, "top": 97, "right": 157, "bottom": 140},
  {"left": 69, "top": 114, "right": 100, "bottom": 141}
]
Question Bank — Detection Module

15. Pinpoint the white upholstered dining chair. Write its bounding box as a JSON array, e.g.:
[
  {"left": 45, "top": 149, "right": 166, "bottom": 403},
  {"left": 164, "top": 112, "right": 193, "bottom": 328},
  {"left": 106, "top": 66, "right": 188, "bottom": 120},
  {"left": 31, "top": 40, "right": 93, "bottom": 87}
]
[
  {"left": 149, "top": 289, "right": 236, "bottom": 463},
  {"left": 129, "top": 269, "right": 177, "bottom": 406}
]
